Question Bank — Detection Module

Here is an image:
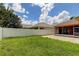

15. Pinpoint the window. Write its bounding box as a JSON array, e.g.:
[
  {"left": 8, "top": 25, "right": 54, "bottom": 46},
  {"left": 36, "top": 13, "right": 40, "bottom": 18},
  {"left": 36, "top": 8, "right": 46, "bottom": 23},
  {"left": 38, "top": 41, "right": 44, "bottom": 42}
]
[{"left": 74, "top": 27, "right": 79, "bottom": 32}]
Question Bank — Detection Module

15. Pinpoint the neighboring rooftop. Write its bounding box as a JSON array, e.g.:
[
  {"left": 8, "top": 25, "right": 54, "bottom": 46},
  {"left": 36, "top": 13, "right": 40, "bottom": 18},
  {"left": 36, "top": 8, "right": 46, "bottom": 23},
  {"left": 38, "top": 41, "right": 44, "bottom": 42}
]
[
  {"left": 33, "top": 22, "right": 53, "bottom": 28},
  {"left": 22, "top": 24, "right": 33, "bottom": 28},
  {"left": 22, "top": 22, "right": 54, "bottom": 29}
]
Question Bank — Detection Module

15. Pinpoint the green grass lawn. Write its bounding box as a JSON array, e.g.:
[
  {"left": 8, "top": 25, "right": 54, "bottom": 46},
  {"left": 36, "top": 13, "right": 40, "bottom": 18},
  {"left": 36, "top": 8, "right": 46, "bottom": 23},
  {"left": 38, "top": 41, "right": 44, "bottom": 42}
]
[{"left": 0, "top": 36, "right": 79, "bottom": 56}]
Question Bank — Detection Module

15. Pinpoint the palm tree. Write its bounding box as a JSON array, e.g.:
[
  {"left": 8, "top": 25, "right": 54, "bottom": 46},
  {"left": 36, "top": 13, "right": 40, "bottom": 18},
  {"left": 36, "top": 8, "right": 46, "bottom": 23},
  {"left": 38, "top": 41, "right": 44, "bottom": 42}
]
[{"left": 0, "top": 3, "right": 22, "bottom": 28}]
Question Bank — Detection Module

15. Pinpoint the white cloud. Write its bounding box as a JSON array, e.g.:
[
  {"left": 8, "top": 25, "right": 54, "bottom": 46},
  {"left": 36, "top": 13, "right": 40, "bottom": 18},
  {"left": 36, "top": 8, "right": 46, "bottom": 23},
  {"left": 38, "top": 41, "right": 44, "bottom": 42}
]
[
  {"left": 19, "top": 16, "right": 31, "bottom": 25},
  {"left": 4, "top": 3, "right": 30, "bottom": 16},
  {"left": 18, "top": 16, "right": 38, "bottom": 25},
  {"left": 32, "top": 3, "right": 54, "bottom": 23},
  {"left": 32, "top": 21, "right": 38, "bottom": 25},
  {"left": 57, "top": 10, "right": 70, "bottom": 19},
  {"left": 26, "top": 11, "right": 29, "bottom": 14},
  {"left": 45, "top": 10, "right": 70, "bottom": 25},
  {"left": 39, "top": 9, "right": 48, "bottom": 22},
  {"left": 23, "top": 20, "right": 32, "bottom": 25},
  {"left": 56, "top": 10, "right": 70, "bottom": 23},
  {"left": 11, "top": 3, "right": 25, "bottom": 13},
  {"left": 32, "top": 3, "right": 45, "bottom": 8},
  {"left": 4, "top": 3, "right": 27, "bottom": 13},
  {"left": 46, "top": 16, "right": 57, "bottom": 25},
  {"left": 23, "top": 15, "right": 28, "bottom": 19}
]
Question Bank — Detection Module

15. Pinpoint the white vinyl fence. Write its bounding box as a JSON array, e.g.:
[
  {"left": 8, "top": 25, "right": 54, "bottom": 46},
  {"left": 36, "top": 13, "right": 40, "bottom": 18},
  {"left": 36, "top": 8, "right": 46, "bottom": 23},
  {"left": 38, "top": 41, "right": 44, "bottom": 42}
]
[
  {"left": 0, "top": 27, "right": 54, "bottom": 39},
  {"left": 0, "top": 27, "right": 2, "bottom": 39}
]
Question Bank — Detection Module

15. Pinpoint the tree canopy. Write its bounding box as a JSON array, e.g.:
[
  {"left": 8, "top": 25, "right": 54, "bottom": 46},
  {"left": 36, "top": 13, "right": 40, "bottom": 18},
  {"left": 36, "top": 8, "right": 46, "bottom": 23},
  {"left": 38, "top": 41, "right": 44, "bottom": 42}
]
[
  {"left": 0, "top": 3, "right": 22, "bottom": 28},
  {"left": 75, "top": 16, "right": 79, "bottom": 21}
]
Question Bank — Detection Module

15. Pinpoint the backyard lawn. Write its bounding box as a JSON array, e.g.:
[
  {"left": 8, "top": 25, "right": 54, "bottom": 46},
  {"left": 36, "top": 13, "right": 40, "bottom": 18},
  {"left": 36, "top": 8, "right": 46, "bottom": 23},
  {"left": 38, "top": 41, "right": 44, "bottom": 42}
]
[{"left": 0, "top": 36, "right": 79, "bottom": 56}]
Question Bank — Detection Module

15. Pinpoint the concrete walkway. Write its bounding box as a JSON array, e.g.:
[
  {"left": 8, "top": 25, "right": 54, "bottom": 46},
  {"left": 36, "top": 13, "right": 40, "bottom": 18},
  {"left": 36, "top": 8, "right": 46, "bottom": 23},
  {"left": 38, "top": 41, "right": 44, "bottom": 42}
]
[{"left": 42, "top": 35, "right": 79, "bottom": 44}]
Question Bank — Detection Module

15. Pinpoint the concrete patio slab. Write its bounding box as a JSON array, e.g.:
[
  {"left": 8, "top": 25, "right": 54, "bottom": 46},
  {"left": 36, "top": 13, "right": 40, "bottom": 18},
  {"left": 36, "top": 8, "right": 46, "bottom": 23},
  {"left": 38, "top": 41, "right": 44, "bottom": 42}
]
[{"left": 42, "top": 35, "right": 79, "bottom": 44}]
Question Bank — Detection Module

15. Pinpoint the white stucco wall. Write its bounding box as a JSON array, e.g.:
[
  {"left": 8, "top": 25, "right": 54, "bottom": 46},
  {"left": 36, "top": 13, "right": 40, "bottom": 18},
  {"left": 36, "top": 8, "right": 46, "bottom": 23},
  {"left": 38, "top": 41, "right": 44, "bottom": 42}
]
[{"left": 0, "top": 27, "right": 54, "bottom": 38}]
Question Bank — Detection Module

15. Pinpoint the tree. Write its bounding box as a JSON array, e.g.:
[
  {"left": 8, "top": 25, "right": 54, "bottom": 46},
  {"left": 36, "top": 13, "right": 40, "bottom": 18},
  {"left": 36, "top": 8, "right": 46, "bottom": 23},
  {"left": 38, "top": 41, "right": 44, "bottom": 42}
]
[
  {"left": 75, "top": 16, "right": 79, "bottom": 21},
  {"left": 0, "top": 3, "right": 22, "bottom": 28},
  {"left": 0, "top": 3, "right": 5, "bottom": 9},
  {"left": 70, "top": 17, "right": 75, "bottom": 20}
]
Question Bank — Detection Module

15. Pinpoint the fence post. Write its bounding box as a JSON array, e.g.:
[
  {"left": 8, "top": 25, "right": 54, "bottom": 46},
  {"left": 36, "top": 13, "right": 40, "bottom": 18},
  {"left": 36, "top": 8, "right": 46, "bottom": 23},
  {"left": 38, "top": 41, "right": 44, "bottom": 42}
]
[{"left": 0, "top": 27, "right": 2, "bottom": 40}]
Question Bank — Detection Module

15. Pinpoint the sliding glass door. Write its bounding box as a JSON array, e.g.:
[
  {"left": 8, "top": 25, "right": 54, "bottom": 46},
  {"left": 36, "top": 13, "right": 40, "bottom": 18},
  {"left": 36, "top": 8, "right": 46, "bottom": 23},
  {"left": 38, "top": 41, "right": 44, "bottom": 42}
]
[{"left": 63, "top": 27, "right": 68, "bottom": 34}]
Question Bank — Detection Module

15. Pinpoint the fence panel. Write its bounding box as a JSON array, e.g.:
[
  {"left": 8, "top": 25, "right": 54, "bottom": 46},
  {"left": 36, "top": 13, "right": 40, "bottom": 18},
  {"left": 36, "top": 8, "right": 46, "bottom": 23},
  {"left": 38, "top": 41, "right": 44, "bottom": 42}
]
[
  {"left": 1, "top": 27, "right": 54, "bottom": 38},
  {"left": 0, "top": 27, "right": 2, "bottom": 39}
]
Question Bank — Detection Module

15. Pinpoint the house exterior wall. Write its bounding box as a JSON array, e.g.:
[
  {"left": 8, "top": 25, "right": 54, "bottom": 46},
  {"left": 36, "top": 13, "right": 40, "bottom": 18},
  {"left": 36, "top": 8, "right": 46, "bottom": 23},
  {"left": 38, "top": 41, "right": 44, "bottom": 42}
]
[
  {"left": 68, "top": 26, "right": 73, "bottom": 35},
  {"left": 55, "top": 26, "right": 79, "bottom": 36}
]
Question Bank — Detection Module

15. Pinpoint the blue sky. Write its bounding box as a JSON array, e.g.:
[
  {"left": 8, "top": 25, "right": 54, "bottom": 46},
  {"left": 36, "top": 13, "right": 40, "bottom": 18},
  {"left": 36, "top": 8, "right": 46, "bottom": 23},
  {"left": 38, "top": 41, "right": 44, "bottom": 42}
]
[
  {"left": 4, "top": 3, "right": 79, "bottom": 25},
  {"left": 50, "top": 3, "right": 79, "bottom": 16}
]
